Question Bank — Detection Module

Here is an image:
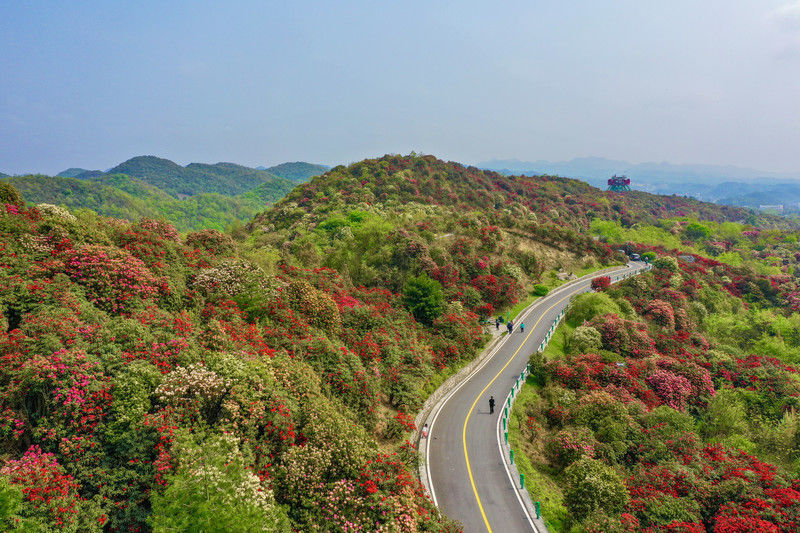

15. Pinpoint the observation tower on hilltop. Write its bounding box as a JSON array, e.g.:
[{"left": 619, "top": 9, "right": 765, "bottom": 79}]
[{"left": 607, "top": 175, "right": 631, "bottom": 192}]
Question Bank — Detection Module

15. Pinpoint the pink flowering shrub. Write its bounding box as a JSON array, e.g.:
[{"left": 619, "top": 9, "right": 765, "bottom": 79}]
[
  {"left": 645, "top": 299, "right": 676, "bottom": 329},
  {"left": 1, "top": 445, "right": 103, "bottom": 529},
  {"left": 545, "top": 427, "right": 597, "bottom": 470},
  {"left": 645, "top": 369, "right": 693, "bottom": 410}
]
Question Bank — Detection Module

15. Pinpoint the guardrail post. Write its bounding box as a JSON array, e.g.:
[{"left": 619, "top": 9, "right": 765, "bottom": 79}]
[
  {"left": 535, "top": 501, "right": 540, "bottom": 519},
  {"left": 510, "top": 449, "right": 514, "bottom": 464},
  {"left": 520, "top": 473, "right": 525, "bottom": 489},
  {"left": 504, "top": 431, "right": 508, "bottom": 444},
  {"left": 503, "top": 417, "right": 506, "bottom": 431}
]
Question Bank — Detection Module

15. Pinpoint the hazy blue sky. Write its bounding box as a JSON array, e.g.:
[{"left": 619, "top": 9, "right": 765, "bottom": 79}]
[{"left": 2, "top": 0, "right": 800, "bottom": 175}]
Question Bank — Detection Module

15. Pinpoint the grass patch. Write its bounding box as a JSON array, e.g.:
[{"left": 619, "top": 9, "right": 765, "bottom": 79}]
[
  {"left": 542, "top": 322, "right": 573, "bottom": 359},
  {"left": 509, "top": 379, "right": 568, "bottom": 531}
]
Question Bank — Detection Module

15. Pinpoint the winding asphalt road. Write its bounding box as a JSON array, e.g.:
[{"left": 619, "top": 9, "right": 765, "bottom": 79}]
[{"left": 425, "top": 262, "right": 646, "bottom": 533}]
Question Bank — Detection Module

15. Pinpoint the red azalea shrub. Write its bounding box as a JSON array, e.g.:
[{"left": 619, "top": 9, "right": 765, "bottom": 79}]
[
  {"left": 645, "top": 369, "right": 693, "bottom": 410},
  {"left": 470, "top": 274, "right": 521, "bottom": 309},
  {"left": 592, "top": 276, "right": 611, "bottom": 291},
  {"left": 64, "top": 244, "right": 163, "bottom": 314},
  {"left": 1, "top": 445, "right": 88, "bottom": 528}
]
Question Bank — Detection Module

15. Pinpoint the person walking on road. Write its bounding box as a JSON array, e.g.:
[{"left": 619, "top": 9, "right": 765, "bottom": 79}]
[
  {"left": 489, "top": 396, "right": 495, "bottom": 414},
  {"left": 421, "top": 423, "right": 429, "bottom": 438},
  {"left": 507, "top": 321, "right": 513, "bottom": 333},
  {"left": 520, "top": 322, "right": 525, "bottom": 333},
  {"left": 495, "top": 318, "right": 500, "bottom": 330}
]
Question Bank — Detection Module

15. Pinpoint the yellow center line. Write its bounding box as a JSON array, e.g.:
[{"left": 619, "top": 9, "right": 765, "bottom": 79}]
[{"left": 462, "top": 282, "right": 591, "bottom": 532}]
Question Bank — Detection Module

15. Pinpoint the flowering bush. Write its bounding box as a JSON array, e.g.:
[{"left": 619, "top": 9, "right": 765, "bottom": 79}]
[
  {"left": 591, "top": 275, "right": 611, "bottom": 291},
  {"left": 64, "top": 244, "right": 162, "bottom": 313},
  {"left": 544, "top": 427, "right": 597, "bottom": 470},
  {"left": 645, "top": 369, "right": 693, "bottom": 411}
]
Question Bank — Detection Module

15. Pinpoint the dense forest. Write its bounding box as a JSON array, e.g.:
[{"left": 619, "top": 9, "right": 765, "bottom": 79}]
[{"left": 1, "top": 154, "right": 799, "bottom": 531}]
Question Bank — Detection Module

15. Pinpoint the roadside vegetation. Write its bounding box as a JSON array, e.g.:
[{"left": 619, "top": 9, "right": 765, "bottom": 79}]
[{"left": 512, "top": 239, "right": 800, "bottom": 531}]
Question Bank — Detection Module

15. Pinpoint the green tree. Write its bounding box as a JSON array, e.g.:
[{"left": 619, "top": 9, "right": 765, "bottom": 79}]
[
  {"left": 403, "top": 274, "right": 444, "bottom": 325},
  {"left": 564, "top": 457, "right": 629, "bottom": 524},
  {"left": 0, "top": 181, "right": 22, "bottom": 205},
  {"left": 684, "top": 222, "right": 712, "bottom": 241},
  {"left": 569, "top": 325, "right": 602, "bottom": 354},
  {"left": 566, "top": 292, "right": 622, "bottom": 326},
  {"left": 653, "top": 256, "right": 679, "bottom": 273}
]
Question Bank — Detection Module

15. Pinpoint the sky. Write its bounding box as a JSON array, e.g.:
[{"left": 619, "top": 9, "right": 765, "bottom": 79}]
[{"left": 2, "top": 0, "right": 800, "bottom": 175}]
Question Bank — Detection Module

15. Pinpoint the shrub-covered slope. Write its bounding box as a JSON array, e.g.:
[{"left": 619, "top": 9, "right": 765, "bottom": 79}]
[{"left": 0, "top": 186, "right": 476, "bottom": 530}]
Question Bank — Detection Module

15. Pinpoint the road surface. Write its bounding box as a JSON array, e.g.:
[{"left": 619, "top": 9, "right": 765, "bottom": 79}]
[{"left": 425, "top": 262, "right": 645, "bottom": 533}]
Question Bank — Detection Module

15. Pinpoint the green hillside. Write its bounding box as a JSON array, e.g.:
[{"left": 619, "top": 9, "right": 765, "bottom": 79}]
[
  {"left": 73, "top": 170, "right": 105, "bottom": 179},
  {"left": 5, "top": 174, "right": 163, "bottom": 220},
  {"left": 261, "top": 161, "right": 329, "bottom": 182}
]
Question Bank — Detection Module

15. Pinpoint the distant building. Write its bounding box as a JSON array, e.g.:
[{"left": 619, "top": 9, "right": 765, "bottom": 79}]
[
  {"left": 607, "top": 175, "right": 631, "bottom": 192},
  {"left": 758, "top": 204, "right": 784, "bottom": 212}
]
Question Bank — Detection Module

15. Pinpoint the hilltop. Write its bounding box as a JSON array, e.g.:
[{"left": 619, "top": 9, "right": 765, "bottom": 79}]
[
  {"left": 258, "top": 161, "right": 329, "bottom": 182},
  {"left": 57, "top": 168, "right": 95, "bottom": 178}
]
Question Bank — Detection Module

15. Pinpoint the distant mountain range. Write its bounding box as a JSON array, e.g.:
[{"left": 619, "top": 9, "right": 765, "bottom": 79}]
[
  {"left": 4, "top": 156, "right": 329, "bottom": 231},
  {"left": 54, "top": 157, "right": 330, "bottom": 198},
  {"left": 478, "top": 157, "right": 800, "bottom": 210}
]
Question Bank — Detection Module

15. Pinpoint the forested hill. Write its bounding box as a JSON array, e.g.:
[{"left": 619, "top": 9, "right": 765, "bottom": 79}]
[
  {"left": 259, "top": 154, "right": 781, "bottom": 231},
  {"left": 104, "top": 156, "right": 289, "bottom": 197},
  {"left": 2, "top": 157, "right": 331, "bottom": 232},
  {"left": 259, "top": 161, "right": 330, "bottom": 182}
]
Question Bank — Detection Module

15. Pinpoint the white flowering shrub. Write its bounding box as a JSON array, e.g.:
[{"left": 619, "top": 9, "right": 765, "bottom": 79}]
[
  {"left": 36, "top": 203, "right": 77, "bottom": 223},
  {"left": 149, "top": 432, "right": 290, "bottom": 531},
  {"left": 193, "top": 259, "right": 274, "bottom": 297},
  {"left": 155, "top": 364, "right": 230, "bottom": 423}
]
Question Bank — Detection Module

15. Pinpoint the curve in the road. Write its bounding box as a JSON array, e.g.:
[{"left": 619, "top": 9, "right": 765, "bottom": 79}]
[{"left": 425, "top": 263, "right": 645, "bottom": 533}]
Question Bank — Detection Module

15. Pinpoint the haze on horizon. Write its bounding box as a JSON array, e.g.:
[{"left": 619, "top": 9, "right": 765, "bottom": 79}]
[{"left": 2, "top": 0, "right": 800, "bottom": 176}]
